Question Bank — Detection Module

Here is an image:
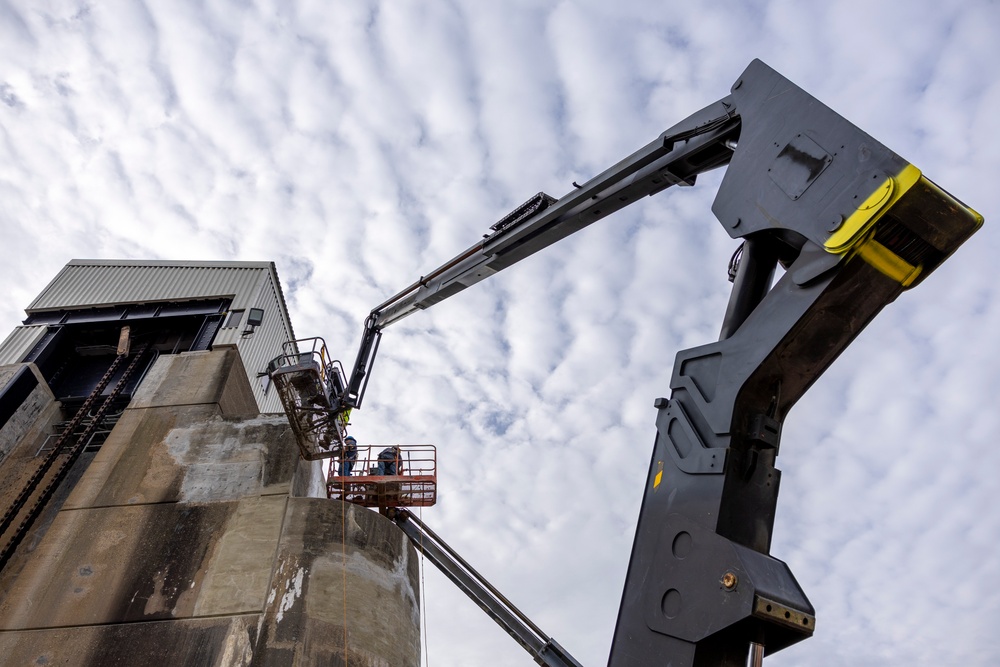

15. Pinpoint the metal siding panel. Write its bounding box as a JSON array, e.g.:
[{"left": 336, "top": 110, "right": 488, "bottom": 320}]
[
  {"left": 235, "top": 271, "right": 294, "bottom": 413},
  {"left": 22, "top": 260, "right": 298, "bottom": 414},
  {"left": 0, "top": 326, "right": 49, "bottom": 366},
  {"left": 26, "top": 263, "right": 273, "bottom": 312}
]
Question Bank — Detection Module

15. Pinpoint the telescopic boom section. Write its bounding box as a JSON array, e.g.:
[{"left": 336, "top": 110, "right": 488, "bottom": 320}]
[
  {"left": 332, "top": 59, "right": 981, "bottom": 667},
  {"left": 337, "top": 97, "right": 741, "bottom": 417},
  {"left": 389, "top": 509, "right": 584, "bottom": 667}
]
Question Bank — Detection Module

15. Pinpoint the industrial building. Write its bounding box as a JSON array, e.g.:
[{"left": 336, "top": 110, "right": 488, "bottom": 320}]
[{"left": 0, "top": 259, "right": 421, "bottom": 666}]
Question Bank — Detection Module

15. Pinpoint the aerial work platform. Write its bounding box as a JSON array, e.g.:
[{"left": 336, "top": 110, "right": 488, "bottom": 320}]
[
  {"left": 265, "top": 337, "right": 349, "bottom": 460},
  {"left": 266, "top": 337, "right": 437, "bottom": 509},
  {"left": 327, "top": 444, "right": 437, "bottom": 509}
]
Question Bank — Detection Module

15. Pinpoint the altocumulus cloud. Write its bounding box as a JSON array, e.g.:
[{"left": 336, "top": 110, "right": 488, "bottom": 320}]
[{"left": 1, "top": 0, "right": 999, "bottom": 665}]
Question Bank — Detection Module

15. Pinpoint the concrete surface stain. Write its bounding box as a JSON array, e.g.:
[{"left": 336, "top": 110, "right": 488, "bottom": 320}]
[
  {"left": 218, "top": 620, "right": 255, "bottom": 666},
  {"left": 276, "top": 566, "right": 305, "bottom": 624},
  {"left": 143, "top": 570, "right": 169, "bottom": 616}
]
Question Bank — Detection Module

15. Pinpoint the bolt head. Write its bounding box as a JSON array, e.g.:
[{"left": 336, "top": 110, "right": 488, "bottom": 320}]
[{"left": 722, "top": 572, "right": 738, "bottom": 590}]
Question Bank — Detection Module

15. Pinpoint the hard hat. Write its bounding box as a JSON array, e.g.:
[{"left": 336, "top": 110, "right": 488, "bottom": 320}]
[{"left": 345, "top": 435, "right": 357, "bottom": 443}]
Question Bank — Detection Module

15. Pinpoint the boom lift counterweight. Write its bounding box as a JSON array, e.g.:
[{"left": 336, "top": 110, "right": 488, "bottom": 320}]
[{"left": 276, "top": 59, "right": 981, "bottom": 665}]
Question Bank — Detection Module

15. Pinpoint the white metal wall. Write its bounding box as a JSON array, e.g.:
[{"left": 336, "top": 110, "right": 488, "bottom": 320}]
[{"left": 214, "top": 268, "right": 297, "bottom": 413}]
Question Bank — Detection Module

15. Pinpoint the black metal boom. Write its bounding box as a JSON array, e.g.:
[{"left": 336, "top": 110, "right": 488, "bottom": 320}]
[
  {"left": 337, "top": 60, "right": 982, "bottom": 665},
  {"left": 337, "top": 81, "right": 741, "bottom": 415},
  {"left": 389, "top": 509, "right": 583, "bottom": 667}
]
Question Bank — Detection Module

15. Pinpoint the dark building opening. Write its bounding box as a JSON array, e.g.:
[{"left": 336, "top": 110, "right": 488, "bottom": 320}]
[
  {"left": 22, "top": 299, "right": 230, "bottom": 403},
  {"left": 9, "top": 299, "right": 232, "bottom": 453}
]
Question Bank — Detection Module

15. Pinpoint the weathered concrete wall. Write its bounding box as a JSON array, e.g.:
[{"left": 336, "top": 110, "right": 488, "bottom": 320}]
[
  {"left": 0, "top": 362, "right": 71, "bottom": 572},
  {"left": 0, "top": 348, "right": 420, "bottom": 666},
  {"left": 0, "top": 364, "right": 61, "bottom": 466},
  {"left": 257, "top": 499, "right": 421, "bottom": 667},
  {"left": 0, "top": 616, "right": 261, "bottom": 665}
]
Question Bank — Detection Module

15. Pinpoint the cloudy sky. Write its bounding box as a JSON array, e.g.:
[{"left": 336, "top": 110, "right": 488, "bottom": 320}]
[{"left": 2, "top": 0, "right": 999, "bottom": 665}]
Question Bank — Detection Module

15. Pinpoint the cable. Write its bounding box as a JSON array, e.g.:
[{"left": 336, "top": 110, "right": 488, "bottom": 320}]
[
  {"left": 342, "top": 489, "right": 349, "bottom": 666},
  {"left": 418, "top": 502, "right": 430, "bottom": 667},
  {"left": 728, "top": 242, "right": 745, "bottom": 283}
]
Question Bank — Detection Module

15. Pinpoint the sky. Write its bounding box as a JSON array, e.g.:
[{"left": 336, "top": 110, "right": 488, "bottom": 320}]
[{"left": 2, "top": 0, "right": 999, "bottom": 665}]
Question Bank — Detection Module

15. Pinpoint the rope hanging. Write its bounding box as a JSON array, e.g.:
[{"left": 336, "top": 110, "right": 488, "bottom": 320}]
[
  {"left": 341, "top": 493, "right": 349, "bottom": 666},
  {"left": 419, "top": 503, "right": 430, "bottom": 667}
]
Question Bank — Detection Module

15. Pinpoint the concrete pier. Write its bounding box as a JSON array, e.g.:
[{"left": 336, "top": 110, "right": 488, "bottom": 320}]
[{"left": 0, "top": 348, "right": 420, "bottom": 666}]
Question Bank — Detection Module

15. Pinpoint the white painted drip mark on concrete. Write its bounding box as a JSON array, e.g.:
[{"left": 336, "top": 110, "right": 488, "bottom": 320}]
[{"left": 276, "top": 566, "right": 305, "bottom": 624}]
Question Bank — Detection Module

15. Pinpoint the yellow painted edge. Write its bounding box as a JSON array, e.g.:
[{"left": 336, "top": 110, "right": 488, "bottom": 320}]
[
  {"left": 825, "top": 164, "right": 922, "bottom": 254},
  {"left": 856, "top": 238, "right": 923, "bottom": 286},
  {"left": 969, "top": 206, "right": 986, "bottom": 228},
  {"left": 919, "top": 174, "right": 986, "bottom": 231}
]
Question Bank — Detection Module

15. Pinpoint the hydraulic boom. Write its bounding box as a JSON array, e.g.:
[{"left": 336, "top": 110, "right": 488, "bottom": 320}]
[
  {"left": 389, "top": 508, "right": 583, "bottom": 667},
  {"left": 332, "top": 60, "right": 982, "bottom": 665}
]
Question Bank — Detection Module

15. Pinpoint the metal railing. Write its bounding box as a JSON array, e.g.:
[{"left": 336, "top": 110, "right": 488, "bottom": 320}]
[
  {"left": 326, "top": 444, "right": 437, "bottom": 508},
  {"left": 267, "top": 337, "right": 347, "bottom": 392},
  {"left": 266, "top": 337, "right": 351, "bottom": 460},
  {"left": 35, "top": 410, "right": 124, "bottom": 456}
]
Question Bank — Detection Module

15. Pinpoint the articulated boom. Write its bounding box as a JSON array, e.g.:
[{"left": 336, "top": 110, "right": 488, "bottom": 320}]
[{"left": 303, "top": 59, "right": 981, "bottom": 665}]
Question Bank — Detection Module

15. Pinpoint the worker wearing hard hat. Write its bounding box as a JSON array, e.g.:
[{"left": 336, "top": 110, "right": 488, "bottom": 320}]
[{"left": 339, "top": 435, "right": 358, "bottom": 477}]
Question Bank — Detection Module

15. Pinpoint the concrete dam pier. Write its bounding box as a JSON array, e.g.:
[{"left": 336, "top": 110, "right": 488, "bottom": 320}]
[{"left": 0, "top": 347, "right": 421, "bottom": 666}]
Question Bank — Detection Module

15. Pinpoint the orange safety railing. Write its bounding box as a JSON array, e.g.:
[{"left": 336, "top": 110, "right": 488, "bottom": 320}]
[{"left": 327, "top": 444, "right": 437, "bottom": 508}]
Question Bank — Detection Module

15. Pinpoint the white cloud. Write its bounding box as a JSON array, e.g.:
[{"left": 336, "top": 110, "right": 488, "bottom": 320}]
[{"left": 1, "top": 0, "right": 998, "bottom": 665}]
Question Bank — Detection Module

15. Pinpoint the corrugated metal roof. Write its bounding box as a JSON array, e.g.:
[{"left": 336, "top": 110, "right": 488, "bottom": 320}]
[
  {"left": 0, "top": 326, "right": 48, "bottom": 366},
  {"left": 28, "top": 260, "right": 275, "bottom": 313}
]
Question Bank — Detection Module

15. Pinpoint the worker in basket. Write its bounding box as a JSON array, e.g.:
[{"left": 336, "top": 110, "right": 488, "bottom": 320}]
[
  {"left": 338, "top": 435, "right": 358, "bottom": 477},
  {"left": 376, "top": 445, "right": 403, "bottom": 475}
]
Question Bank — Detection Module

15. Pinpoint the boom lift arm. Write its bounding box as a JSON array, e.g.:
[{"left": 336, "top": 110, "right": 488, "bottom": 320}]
[
  {"left": 334, "top": 59, "right": 982, "bottom": 665},
  {"left": 389, "top": 508, "right": 583, "bottom": 667},
  {"left": 334, "top": 74, "right": 740, "bottom": 417}
]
